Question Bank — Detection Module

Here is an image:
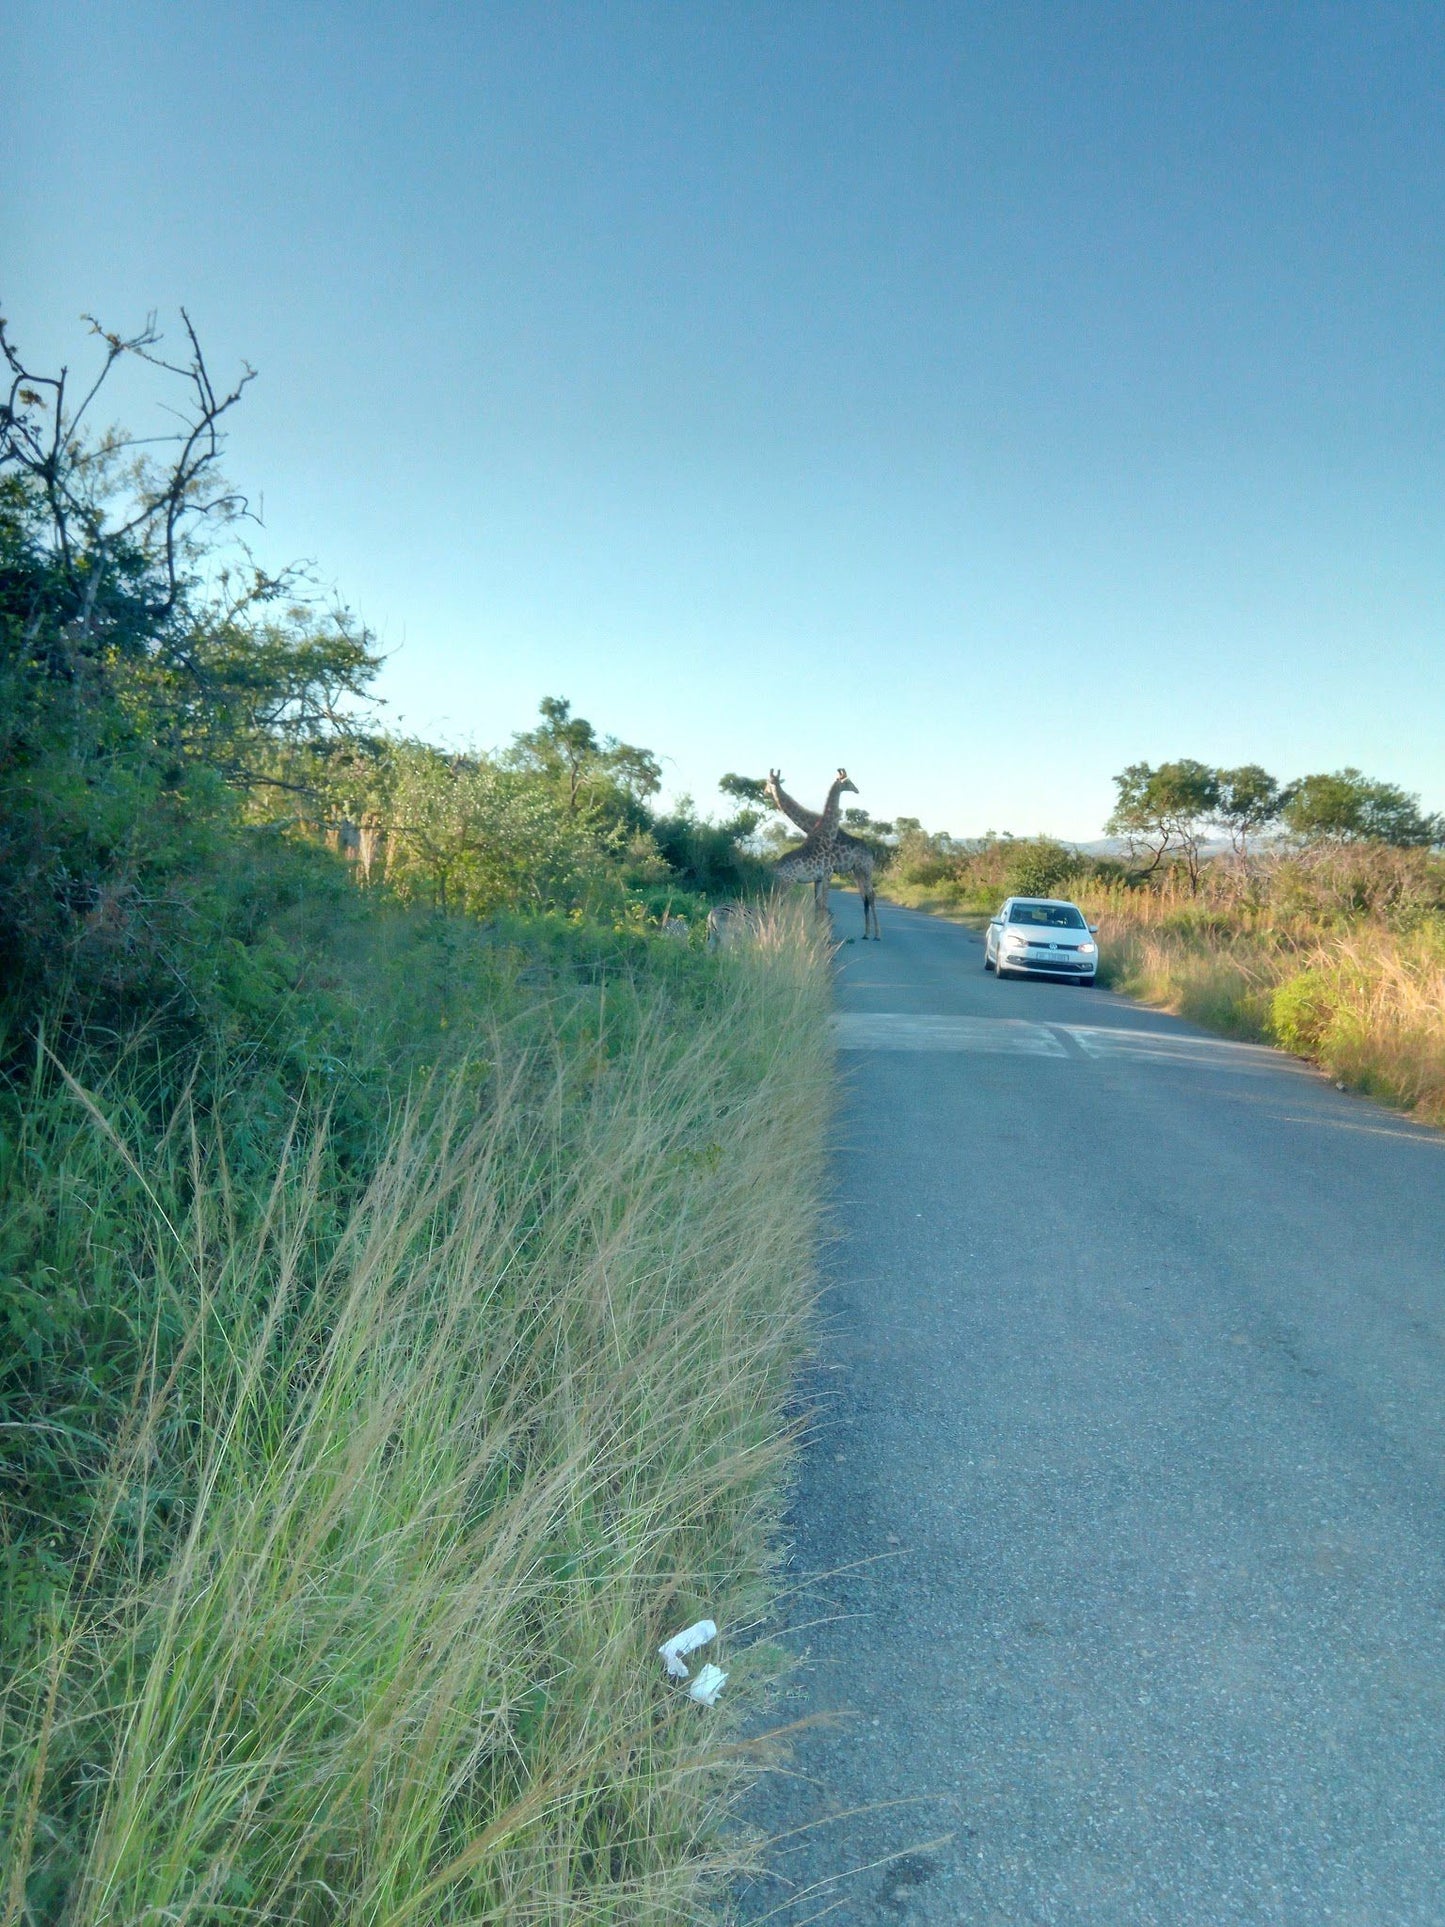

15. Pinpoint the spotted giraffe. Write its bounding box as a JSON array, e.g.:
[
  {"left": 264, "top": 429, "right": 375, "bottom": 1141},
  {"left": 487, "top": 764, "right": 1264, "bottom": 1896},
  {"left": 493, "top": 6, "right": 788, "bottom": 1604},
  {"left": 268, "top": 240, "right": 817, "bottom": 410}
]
[
  {"left": 770, "top": 769, "right": 858, "bottom": 918},
  {"left": 766, "top": 768, "right": 881, "bottom": 940}
]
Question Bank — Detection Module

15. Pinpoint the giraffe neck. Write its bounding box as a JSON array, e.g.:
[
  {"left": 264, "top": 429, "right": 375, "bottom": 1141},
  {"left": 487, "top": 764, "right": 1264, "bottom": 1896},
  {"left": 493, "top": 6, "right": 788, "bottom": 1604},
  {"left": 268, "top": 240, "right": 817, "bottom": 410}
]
[
  {"left": 816, "top": 774, "right": 851, "bottom": 839},
  {"left": 766, "top": 775, "right": 820, "bottom": 834}
]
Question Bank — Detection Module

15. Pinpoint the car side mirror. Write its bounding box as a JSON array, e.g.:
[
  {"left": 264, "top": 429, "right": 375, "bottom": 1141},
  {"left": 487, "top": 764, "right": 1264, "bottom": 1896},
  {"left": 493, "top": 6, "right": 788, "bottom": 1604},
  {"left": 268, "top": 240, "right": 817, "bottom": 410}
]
[{"left": 1088, "top": 923, "right": 1099, "bottom": 934}]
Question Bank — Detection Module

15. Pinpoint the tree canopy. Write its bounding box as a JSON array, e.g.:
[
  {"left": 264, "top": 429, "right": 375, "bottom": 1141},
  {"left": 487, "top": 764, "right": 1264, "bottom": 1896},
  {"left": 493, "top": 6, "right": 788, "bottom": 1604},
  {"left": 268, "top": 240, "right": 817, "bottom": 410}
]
[
  {"left": 1106, "top": 757, "right": 1439, "bottom": 884},
  {"left": 1213, "top": 764, "right": 1284, "bottom": 855},
  {"left": 1106, "top": 759, "right": 1222, "bottom": 889},
  {"left": 506, "top": 695, "right": 661, "bottom": 813},
  {"left": 1282, "top": 769, "right": 1440, "bottom": 848}
]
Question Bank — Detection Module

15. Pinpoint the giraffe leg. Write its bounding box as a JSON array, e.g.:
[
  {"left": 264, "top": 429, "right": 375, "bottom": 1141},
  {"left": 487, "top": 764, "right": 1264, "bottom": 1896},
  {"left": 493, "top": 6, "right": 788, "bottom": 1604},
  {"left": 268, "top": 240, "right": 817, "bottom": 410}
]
[{"left": 852, "top": 867, "right": 878, "bottom": 938}]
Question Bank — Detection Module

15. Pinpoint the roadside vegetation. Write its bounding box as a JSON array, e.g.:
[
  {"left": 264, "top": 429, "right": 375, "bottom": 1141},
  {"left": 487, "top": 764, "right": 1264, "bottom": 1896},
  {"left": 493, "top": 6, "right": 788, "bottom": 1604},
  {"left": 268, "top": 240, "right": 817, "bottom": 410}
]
[
  {"left": 0, "top": 313, "right": 831, "bottom": 1920},
  {"left": 884, "top": 763, "right": 1445, "bottom": 1126}
]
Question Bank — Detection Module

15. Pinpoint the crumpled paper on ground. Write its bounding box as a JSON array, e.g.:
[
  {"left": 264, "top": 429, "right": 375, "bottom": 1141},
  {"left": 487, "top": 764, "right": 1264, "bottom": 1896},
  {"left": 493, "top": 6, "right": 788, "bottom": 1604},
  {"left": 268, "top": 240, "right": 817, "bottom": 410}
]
[
  {"left": 658, "top": 1618, "right": 717, "bottom": 1679},
  {"left": 686, "top": 1662, "right": 728, "bottom": 1706}
]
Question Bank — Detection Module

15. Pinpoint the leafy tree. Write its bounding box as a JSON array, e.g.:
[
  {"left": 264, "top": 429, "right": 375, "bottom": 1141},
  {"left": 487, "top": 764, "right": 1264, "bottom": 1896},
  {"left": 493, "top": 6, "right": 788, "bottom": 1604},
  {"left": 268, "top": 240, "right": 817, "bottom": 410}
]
[
  {"left": 0, "top": 313, "right": 381, "bottom": 1030},
  {"left": 1107, "top": 759, "right": 1222, "bottom": 891},
  {"left": 650, "top": 801, "right": 768, "bottom": 896},
  {"left": 840, "top": 806, "right": 895, "bottom": 861},
  {"left": 1, "top": 311, "right": 378, "bottom": 765},
  {"left": 508, "top": 696, "right": 660, "bottom": 813},
  {"left": 884, "top": 817, "right": 942, "bottom": 870},
  {"left": 1282, "top": 769, "right": 1441, "bottom": 848},
  {"left": 724, "top": 805, "right": 763, "bottom": 840},
  {"left": 382, "top": 742, "right": 607, "bottom": 916},
  {"left": 718, "top": 772, "right": 769, "bottom": 807},
  {"left": 164, "top": 600, "right": 379, "bottom": 785},
  {"left": 888, "top": 817, "right": 930, "bottom": 856},
  {"left": 1213, "top": 764, "right": 1283, "bottom": 858},
  {"left": 2, "top": 310, "right": 253, "bottom": 654},
  {"left": 843, "top": 807, "right": 895, "bottom": 836},
  {"left": 1004, "top": 837, "right": 1078, "bottom": 898},
  {"left": 508, "top": 696, "right": 599, "bottom": 810},
  {"left": 610, "top": 743, "right": 665, "bottom": 805}
]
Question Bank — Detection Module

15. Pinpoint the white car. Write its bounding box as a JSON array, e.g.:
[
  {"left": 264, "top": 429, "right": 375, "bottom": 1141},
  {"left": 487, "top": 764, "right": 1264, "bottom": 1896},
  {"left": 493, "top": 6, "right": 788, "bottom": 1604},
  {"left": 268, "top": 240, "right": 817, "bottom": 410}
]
[{"left": 984, "top": 897, "right": 1100, "bottom": 985}]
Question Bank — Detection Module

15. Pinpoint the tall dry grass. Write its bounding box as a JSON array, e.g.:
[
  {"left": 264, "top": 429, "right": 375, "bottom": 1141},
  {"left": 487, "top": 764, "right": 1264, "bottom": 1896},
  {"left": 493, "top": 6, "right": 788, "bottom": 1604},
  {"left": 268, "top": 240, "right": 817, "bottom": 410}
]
[
  {"left": 888, "top": 842, "right": 1445, "bottom": 1125},
  {"left": 1, "top": 908, "right": 832, "bottom": 1924},
  {"left": 1067, "top": 853, "right": 1445, "bottom": 1124},
  {"left": 1100, "top": 916, "right": 1445, "bottom": 1122}
]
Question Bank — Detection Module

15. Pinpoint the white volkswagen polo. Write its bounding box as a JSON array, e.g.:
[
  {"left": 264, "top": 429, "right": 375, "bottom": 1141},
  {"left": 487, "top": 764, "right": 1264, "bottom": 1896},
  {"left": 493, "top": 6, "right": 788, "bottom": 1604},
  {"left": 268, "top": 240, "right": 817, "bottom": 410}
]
[{"left": 984, "top": 897, "right": 1100, "bottom": 986}]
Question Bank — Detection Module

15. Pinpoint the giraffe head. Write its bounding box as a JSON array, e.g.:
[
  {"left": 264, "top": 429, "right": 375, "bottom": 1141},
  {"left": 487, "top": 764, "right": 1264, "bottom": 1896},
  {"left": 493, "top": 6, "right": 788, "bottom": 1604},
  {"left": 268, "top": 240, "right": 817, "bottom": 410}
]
[{"left": 816, "top": 767, "right": 858, "bottom": 835}]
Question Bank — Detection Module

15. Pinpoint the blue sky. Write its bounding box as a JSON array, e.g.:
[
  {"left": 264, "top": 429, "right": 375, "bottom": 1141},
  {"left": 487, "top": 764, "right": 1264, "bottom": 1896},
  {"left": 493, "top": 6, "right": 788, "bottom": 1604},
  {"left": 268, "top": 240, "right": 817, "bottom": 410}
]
[{"left": 10, "top": 1, "right": 1442, "bottom": 838}]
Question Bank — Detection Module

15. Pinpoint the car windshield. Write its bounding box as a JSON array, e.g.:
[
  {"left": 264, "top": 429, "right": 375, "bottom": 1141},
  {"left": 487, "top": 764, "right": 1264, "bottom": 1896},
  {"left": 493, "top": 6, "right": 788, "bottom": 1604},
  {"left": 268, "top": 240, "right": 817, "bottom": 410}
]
[{"left": 1008, "top": 903, "right": 1086, "bottom": 929}]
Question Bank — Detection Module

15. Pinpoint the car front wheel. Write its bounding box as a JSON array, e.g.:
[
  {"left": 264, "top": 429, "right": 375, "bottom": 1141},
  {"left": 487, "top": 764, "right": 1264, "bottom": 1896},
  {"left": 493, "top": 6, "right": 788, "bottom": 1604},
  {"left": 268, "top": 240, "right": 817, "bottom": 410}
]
[{"left": 1079, "top": 974, "right": 1095, "bottom": 987}]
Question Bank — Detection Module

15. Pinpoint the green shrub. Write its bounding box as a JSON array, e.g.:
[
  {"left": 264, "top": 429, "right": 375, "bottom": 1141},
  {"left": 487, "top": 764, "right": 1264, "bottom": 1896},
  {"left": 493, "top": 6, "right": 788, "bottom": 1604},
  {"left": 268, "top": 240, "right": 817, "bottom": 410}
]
[
  {"left": 1269, "top": 969, "right": 1337, "bottom": 1054},
  {"left": 1004, "top": 838, "right": 1078, "bottom": 899}
]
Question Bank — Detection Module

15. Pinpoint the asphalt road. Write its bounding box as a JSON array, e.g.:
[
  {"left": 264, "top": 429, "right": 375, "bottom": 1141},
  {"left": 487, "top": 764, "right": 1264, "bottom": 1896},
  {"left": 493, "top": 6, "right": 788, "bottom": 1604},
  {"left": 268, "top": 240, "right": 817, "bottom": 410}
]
[{"left": 737, "top": 901, "right": 1445, "bottom": 1926}]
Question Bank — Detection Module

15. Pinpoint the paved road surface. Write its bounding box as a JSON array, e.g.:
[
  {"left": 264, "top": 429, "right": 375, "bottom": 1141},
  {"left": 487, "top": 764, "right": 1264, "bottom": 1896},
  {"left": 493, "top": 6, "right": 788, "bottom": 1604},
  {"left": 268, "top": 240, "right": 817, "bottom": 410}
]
[{"left": 738, "top": 903, "right": 1445, "bottom": 1926}]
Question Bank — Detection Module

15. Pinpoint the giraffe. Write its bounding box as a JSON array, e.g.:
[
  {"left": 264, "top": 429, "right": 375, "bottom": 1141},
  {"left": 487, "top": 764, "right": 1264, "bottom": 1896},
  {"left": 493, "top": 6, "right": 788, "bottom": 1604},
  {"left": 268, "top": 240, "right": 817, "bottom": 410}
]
[
  {"left": 770, "top": 769, "right": 858, "bottom": 919},
  {"left": 766, "top": 768, "right": 882, "bottom": 940}
]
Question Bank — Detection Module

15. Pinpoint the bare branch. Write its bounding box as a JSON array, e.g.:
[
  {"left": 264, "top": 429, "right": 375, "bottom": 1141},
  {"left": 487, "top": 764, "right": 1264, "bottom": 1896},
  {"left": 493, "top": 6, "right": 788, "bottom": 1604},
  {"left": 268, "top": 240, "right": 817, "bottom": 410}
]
[
  {"left": 2, "top": 310, "right": 260, "bottom": 620},
  {"left": 71, "top": 313, "right": 154, "bottom": 448}
]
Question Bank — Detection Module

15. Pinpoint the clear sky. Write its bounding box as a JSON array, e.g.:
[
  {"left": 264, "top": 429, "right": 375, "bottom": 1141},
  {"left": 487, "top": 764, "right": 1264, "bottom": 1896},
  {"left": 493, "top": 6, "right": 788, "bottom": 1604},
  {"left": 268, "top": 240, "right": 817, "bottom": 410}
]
[{"left": 10, "top": 1, "right": 1443, "bottom": 838}]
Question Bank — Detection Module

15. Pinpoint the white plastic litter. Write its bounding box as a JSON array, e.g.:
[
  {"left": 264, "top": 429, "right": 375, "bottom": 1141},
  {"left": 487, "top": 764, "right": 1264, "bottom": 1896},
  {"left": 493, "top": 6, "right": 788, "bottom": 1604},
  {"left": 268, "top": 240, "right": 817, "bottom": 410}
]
[
  {"left": 658, "top": 1618, "right": 717, "bottom": 1680},
  {"left": 686, "top": 1663, "right": 728, "bottom": 1706}
]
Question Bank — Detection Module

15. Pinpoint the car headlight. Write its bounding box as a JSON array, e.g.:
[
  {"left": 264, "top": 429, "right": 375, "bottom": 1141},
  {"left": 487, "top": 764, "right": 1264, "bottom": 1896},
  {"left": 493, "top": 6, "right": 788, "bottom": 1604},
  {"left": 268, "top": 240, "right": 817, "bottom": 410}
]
[
  {"left": 1079, "top": 942, "right": 1096, "bottom": 955},
  {"left": 1003, "top": 933, "right": 1029, "bottom": 947}
]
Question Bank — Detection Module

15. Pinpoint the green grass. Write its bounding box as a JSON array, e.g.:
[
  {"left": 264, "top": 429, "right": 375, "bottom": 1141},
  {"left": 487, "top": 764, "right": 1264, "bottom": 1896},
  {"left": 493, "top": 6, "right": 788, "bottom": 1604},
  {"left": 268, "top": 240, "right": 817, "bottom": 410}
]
[
  {"left": 1, "top": 904, "right": 833, "bottom": 1924},
  {"left": 882, "top": 878, "right": 997, "bottom": 922}
]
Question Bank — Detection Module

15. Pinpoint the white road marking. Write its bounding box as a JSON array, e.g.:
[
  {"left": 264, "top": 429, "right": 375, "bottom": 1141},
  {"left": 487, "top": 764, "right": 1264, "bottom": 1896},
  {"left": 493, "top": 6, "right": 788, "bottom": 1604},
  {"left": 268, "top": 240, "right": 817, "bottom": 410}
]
[
  {"left": 833, "top": 1012, "right": 1314, "bottom": 1078},
  {"left": 1059, "top": 1025, "right": 1308, "bottom": 1075},
  {"left": 832, "top": 1014, "right": 1068, "bottom": 1055}
]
